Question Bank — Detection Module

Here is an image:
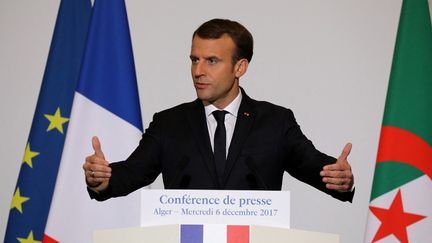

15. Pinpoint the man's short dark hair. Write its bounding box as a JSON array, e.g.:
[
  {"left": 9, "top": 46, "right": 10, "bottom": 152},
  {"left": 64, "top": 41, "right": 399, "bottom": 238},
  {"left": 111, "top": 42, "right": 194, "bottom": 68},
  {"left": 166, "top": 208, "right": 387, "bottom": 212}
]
[{"left": 193, "top": 18, "right": 254, "bottom": 63}]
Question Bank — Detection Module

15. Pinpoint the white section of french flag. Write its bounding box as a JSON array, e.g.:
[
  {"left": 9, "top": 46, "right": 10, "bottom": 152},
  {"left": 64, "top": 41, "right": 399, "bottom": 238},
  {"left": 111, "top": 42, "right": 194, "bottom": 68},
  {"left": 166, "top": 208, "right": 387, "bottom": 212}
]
[{"left": 204, "top": 224, "right": 226, "bottom": 243}]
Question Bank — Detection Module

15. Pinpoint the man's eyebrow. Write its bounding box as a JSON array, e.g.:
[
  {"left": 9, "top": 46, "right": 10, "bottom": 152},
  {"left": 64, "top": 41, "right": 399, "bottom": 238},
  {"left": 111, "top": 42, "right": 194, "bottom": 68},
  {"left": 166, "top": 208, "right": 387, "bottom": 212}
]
[
  {"left": 189, "top": 55, "right": 220, "bottom": 60},
  {"left": 204, "top": 55, "right": 220, "bottom": 60}
]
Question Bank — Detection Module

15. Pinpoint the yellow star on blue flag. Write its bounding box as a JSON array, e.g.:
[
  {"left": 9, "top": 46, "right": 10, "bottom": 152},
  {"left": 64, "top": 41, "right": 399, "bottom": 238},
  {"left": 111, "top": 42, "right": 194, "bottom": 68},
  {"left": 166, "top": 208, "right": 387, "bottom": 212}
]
[
  {"left": 17, "top": 231, "right": 41, "bottom": 243},
  {"left": 10, "top": 188, "right": 30, "bottom": 214},
  {"left": 22, "top": 143, "right": 39, "bottom": 168},
  {"left": 44, "top": 107, "right": 69, "bottom": 134}
]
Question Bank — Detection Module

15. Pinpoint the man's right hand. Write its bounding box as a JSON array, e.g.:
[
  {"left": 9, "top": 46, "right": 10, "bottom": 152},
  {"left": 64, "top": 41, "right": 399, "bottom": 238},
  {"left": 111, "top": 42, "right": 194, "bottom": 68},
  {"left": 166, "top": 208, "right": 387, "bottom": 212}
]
[{"left": 82, "top": 136, "right": 111, "bottom": 192}]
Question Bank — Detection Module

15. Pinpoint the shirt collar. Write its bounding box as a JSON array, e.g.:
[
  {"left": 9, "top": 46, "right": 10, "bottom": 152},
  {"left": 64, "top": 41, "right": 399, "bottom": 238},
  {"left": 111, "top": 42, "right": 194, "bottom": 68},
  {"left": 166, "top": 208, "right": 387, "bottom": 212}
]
[{"left": 204, "top": 91, "right": 243, "bottom": 118}]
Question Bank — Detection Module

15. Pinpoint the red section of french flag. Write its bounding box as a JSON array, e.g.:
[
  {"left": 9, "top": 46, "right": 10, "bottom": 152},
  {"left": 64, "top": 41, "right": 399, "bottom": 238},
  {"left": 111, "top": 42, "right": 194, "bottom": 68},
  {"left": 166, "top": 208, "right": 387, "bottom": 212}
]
[
  {"left": 42, "top": 234, "right": 59, "bottom": 243},
  {"left": 227, "top": 225, "right": 250, "bottom": 243}
]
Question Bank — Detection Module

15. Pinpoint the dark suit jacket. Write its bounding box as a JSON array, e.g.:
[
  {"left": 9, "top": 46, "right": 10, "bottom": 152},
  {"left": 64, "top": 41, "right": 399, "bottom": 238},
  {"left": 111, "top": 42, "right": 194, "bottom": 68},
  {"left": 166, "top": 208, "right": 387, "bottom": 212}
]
[{"left": 91, "top": 89, "right": 354, "bottom": 202}]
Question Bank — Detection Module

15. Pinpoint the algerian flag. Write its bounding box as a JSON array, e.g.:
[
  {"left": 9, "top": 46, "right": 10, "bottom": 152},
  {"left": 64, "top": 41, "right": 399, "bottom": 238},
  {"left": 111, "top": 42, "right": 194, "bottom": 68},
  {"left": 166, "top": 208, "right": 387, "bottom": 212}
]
[{"left": 364, "top": 0, "right": 432, "bottom": 242}]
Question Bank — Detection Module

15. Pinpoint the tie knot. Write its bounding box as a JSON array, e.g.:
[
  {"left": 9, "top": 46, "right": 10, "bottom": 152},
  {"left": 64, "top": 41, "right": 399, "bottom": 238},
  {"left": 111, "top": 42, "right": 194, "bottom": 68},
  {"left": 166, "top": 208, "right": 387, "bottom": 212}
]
[{"left": 212, "top": 110, "right": 227, "bottom": 124}]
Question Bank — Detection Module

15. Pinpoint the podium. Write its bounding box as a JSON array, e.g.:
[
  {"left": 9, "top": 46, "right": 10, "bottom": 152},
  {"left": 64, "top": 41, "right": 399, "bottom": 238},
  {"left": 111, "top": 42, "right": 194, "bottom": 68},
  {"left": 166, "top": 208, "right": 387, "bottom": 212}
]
[
  {"left": 93, "top": 224, "right": 339, "bottom": 243},
  {"left": 93, "top": 190, "right": 339, "bottom": 242}
]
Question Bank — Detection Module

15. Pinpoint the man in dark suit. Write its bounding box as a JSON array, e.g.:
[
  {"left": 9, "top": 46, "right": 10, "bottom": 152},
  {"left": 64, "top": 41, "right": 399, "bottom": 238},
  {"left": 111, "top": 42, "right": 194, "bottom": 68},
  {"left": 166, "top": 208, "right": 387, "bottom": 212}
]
[{"left": 83, "top": 19, "right": 354, "bottom": 202}]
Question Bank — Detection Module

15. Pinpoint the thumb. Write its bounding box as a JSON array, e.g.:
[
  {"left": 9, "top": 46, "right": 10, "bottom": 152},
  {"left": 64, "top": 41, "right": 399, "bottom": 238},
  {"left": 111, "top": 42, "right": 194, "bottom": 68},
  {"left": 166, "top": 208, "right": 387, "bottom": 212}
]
[
  {"left": 92, "top": 136, "right": 105, "bottom": 159},
  {"left": 337, "top": 142, "right": 352, "bottom": 163}
]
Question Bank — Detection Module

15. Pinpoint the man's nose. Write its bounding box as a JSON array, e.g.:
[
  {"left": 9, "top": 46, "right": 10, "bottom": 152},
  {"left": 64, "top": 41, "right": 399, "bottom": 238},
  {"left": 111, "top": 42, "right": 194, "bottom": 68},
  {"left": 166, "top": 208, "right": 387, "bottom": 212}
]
[{"left": 193, "top": 62, "right": 205, "bottom": 78}]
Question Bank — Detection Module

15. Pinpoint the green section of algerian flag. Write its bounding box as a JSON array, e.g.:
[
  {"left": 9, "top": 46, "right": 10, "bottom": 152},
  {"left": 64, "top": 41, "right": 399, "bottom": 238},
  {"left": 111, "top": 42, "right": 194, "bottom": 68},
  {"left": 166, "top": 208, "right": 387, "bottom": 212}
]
[
  {"left": 370, "top": 0, "right": 432, "bottom": 200},
  {"left": 370, "top": 162, "right": 423, "bottom": 201},
  {"left": 381, "top": 0, "right": 432, "bottom": 146}
]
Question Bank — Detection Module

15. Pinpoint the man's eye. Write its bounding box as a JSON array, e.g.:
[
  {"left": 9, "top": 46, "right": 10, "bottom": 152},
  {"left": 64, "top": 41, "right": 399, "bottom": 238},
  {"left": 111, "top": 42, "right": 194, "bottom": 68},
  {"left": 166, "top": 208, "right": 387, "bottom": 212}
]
[
  {"left": 190, "top": 58, "right": 199, "bottom": 64},
  {"left": 207, "top": 58, "right": 218, "bottom": 64}
]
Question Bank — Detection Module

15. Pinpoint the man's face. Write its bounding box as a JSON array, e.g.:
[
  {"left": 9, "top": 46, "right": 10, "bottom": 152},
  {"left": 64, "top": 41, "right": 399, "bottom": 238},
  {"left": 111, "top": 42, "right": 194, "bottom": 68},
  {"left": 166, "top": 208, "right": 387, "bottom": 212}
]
[{"left": 190, "top": 34, "right": 245, "bottom": 109}]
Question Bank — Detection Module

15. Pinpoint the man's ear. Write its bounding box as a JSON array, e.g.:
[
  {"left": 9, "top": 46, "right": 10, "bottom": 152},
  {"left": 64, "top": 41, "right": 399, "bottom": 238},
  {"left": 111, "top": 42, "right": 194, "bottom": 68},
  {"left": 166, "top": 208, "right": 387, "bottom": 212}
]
[{"left": 234, "top": 59, "right": 249, "bottom": 78}]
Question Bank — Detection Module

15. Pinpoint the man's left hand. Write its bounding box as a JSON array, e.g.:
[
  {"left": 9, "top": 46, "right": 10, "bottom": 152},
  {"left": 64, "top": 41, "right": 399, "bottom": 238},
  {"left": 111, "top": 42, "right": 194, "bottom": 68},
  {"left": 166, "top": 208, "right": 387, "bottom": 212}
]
[{"left": 320, "top": 143, "right": 354, "bottom": 192}]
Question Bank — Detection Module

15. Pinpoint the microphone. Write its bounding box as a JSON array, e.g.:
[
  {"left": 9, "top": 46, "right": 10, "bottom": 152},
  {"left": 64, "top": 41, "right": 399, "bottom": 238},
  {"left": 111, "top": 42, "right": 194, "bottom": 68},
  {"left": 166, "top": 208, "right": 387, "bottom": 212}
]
[
  {"left": 166, "top": 156, "right": 190, "bottom": 189},
  {"left": 245, "top": 157, "right": 268, "bottom": 190}
]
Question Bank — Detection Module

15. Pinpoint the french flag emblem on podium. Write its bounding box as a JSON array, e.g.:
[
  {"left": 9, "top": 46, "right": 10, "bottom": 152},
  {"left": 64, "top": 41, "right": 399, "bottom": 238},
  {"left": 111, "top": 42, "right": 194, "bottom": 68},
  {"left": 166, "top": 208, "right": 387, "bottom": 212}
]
[{"left": 181, "top": 224, "right": 250, "bottom": 243}]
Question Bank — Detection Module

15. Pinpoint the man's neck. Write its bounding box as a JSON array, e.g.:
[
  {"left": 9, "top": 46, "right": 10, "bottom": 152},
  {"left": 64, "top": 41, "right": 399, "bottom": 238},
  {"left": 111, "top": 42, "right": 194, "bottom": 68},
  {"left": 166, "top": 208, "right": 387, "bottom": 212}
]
[
  {"left": 203, "top": 87, "right": 240, "bottom": 109},
  {"left": 204, "top": 90, "right": 242, "bottom": 117}
]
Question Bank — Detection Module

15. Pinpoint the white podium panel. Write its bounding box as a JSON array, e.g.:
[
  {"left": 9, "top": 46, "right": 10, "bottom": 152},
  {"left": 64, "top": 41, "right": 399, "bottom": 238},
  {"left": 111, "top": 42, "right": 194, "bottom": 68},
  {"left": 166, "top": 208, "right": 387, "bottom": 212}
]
[
  {"left": 252, "top": 226, "right": 339, "bottom": 243},
  {"left": 93, "top": 225, "right": 178, "bottom": 243},
  {"left": 94, "top": 190, "right": 339, "bottom": 243},
  {"left": 141, "top": 189, "right": 290, "bottom": 228}
]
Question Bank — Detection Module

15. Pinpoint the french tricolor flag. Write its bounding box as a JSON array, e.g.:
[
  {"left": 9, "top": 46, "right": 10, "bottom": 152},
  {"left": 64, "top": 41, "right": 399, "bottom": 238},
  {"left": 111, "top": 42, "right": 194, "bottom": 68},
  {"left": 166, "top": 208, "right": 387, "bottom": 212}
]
[{"left": 181, "top": 225, "right": 250, "bottom": 243}]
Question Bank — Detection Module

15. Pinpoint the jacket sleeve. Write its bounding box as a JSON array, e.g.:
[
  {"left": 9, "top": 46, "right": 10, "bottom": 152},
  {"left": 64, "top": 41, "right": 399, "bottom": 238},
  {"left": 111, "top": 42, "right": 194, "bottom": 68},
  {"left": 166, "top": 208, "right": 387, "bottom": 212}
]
[{"left": 281, "top": 109, "right": 354, "bottom": 202}]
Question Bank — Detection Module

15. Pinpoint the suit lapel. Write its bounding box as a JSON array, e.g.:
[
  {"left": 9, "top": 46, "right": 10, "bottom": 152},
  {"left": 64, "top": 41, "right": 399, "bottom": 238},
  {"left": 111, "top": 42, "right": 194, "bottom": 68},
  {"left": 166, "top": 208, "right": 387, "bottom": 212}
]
[
  {"left": 187, "top": 99, "right": 220, "bottom": 187},
  {"left": 223, "top": 90, "right": 255, "bottom": 186}
]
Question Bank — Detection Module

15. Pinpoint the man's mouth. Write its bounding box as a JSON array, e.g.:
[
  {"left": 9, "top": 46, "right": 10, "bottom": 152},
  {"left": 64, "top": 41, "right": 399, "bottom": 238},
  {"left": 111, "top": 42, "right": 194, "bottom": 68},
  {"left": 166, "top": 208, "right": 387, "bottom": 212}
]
[{"left": 194, "top": 82, "right": 209, "bottom": 89}]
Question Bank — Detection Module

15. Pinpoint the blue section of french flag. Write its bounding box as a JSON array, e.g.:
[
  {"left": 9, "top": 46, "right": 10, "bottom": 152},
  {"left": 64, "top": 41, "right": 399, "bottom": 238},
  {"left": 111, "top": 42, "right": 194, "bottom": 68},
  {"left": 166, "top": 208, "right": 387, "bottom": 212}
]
[
  {"left": 181, "top": 225, "right": 203, "bottom": 243},
  {"left": 76, "top": 0, "right": 142, "bottom": 131},
  {"left": 44, "top": 0, "right": 143, "bottom": 242}
]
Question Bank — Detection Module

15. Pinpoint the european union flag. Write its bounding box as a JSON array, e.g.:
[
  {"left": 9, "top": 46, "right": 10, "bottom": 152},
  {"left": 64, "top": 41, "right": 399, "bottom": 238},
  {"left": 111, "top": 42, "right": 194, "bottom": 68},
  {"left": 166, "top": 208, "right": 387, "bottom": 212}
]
[{"left": 4, "top": 0, "right": 91, "bottom": 242}]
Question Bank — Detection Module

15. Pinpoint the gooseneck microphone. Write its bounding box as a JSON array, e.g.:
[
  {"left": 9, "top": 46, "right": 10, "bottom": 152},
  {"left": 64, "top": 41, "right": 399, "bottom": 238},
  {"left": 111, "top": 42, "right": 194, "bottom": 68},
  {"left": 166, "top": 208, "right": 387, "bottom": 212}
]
[{"left": 245, "top": 157, "right": 268, "bottom": 190}]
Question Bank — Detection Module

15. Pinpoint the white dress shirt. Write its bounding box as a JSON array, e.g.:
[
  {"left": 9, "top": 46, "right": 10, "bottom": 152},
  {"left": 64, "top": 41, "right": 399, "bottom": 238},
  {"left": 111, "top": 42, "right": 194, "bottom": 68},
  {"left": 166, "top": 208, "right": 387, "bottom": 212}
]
[{"left": 204, "top": 91, "right": 242, "bottom": 157}]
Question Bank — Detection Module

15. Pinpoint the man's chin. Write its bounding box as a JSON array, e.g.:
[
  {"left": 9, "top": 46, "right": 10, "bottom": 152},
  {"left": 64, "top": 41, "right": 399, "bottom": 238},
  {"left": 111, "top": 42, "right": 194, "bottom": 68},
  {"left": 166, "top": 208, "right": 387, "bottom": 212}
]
[
  {"left": 195, "top": 92, "right": 212, "bottom": 105},
  {"left": 195, "top": 90, "right": 209, "bottom": 100}
]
